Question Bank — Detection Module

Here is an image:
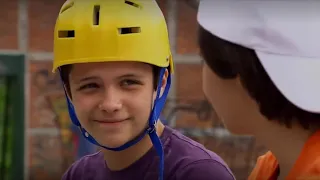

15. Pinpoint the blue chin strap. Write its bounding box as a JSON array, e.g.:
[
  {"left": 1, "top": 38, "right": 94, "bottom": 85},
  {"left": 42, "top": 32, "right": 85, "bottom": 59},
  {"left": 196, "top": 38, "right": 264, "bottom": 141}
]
[{"left": 60, "top": 67, "right": 171, "bottom": 180}]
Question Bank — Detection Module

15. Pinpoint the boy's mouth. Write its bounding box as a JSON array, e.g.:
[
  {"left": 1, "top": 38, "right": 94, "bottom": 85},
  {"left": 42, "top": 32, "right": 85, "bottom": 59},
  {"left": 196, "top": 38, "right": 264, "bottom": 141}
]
[{"left": 93, "top": 118, "right": 128, "bottom": 124}]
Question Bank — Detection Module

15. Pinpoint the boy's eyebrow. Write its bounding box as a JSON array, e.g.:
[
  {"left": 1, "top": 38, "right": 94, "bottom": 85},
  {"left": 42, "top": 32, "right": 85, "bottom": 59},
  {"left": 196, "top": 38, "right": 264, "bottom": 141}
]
[
  {"left": 74, "top": 73, "right": 144, "bottom": 84},
  {"left": 117, "top": 73, "right": 143, "bottom": 79},
  {"left": 77, "top": 76, "right": 99, "bottom": 83}
]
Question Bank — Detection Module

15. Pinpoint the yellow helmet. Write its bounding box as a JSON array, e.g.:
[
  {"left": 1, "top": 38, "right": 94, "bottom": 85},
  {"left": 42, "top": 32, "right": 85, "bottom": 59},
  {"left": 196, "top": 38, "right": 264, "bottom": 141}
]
[{"left": 53, "top": 0, "right": 174, "bottom": 73}]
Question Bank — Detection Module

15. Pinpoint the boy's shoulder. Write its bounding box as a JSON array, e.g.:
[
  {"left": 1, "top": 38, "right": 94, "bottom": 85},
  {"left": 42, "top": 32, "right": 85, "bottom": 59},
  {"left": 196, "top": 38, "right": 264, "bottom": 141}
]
[
  {"left": 163, "top": 126, "right": 235, "bottom": 179},
  {"left": 62, "top": 126, "right": 236, "bottom": 180},
  {"left": 61, "top": 151, "right": 106, "bottom": 180}
]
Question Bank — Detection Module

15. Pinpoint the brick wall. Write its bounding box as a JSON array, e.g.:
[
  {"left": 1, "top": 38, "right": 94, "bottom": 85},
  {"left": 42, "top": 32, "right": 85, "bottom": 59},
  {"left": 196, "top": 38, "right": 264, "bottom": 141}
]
[{"left": 0, "top": 0, "right": 266, "bottom": 179}]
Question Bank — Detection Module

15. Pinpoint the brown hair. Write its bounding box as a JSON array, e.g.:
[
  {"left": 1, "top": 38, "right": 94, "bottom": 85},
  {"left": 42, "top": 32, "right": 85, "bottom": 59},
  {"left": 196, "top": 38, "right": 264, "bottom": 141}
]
[{"left": 198, "top": 25, "right": 320, "bottom": 130}]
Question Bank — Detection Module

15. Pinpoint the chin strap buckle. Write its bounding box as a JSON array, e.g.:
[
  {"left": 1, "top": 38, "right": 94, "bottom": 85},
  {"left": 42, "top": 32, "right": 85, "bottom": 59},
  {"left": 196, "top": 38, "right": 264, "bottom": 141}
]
[{"left": 147, "top": 122, "right": 156, "bottom": 134}]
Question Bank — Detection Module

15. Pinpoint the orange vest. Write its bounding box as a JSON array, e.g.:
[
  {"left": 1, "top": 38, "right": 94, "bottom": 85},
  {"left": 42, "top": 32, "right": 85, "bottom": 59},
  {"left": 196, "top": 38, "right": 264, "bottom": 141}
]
[{"left": 249, "top": 131, "right": 320, "bottom": 180}]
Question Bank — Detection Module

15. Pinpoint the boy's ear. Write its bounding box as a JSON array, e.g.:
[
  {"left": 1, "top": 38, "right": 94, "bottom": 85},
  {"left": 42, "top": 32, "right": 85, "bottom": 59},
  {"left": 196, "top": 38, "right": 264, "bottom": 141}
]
[{"left": 159, "top": 69, "right": 169, "bottom": 97}]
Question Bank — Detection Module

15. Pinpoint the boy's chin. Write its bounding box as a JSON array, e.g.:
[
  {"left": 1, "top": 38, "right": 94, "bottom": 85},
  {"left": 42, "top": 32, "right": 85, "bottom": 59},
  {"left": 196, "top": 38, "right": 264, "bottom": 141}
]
[{"left": 97, "top": 137, "right": 134, "bottom": 149}]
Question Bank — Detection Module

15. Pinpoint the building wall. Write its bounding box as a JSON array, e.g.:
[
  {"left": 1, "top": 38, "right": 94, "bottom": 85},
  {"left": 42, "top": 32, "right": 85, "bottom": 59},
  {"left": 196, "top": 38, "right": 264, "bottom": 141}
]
[{"left": 0, "top": 0, "right": 266, "bottom": 179}]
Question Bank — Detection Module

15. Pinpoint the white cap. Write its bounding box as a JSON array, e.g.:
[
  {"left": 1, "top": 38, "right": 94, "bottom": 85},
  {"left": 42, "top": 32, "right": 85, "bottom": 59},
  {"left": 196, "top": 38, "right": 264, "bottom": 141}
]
[{"left": 197, "top": 1, "right": 320, "bottom": 113}]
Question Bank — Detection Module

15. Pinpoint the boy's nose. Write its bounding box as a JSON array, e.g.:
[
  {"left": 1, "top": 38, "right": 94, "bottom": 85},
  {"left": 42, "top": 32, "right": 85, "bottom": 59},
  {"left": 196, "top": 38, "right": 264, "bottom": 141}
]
[{"left": 98, "top": 89, "right": 122, "bottom": 113}]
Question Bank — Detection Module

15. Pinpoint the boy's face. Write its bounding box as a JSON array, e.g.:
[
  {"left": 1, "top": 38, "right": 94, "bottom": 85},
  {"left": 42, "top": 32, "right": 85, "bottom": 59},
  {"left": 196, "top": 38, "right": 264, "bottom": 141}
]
[
  {"left": 202, "top": 63, "right": 261, "bottom": 135},
  {"left": 68, "top": 61, "right": 160, "bottom": 148}
]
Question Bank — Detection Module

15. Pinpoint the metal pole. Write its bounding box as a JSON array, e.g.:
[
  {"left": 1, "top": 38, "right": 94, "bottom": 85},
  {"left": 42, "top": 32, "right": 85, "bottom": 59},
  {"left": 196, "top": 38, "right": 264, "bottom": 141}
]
[{"left": 0, "top": 76, "right": 9, "bottom": 180}]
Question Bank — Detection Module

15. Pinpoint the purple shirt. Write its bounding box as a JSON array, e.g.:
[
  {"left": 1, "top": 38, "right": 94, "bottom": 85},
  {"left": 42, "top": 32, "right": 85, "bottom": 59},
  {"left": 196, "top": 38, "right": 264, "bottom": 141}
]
[{"left": 62, "top": 126, "right": 235, "bottom": 180}]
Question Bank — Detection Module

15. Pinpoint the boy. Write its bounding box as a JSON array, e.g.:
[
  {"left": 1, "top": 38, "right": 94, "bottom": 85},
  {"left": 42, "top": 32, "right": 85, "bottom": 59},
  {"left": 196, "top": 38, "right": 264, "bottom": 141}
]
[
  {"left": 197, "top": 1, "right": 320, "bottom": 179},
  {"left": 53, "top": 0, "right": 235, "bottom": 180}
]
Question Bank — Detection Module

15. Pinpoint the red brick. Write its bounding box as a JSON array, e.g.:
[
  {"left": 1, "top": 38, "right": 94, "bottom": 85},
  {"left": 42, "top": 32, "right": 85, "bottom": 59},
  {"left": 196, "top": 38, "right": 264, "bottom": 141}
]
[
  {"left": 0, "top": 0, "right": 18, "bottom": 49},
  {"left": 176, "top": 1, "right": 199, "bottom": 54},
  {"left": 28, "top": 0, "right": 65, "bottom": 51},
  {"left": 28, "top": 134, "right": 74, "bottom": 180},
  {"left": 174, "top": 64, "right": 220, "bottom": 128},
  {"left": 156, "top": 0, "right": 167, "bottom": 21},
  {"left": 175, "top": 64, "right": 203, "bottom": 98},
  {"left": 29, "top": 61, "right": 69, "bottom": 128},
  {"left": 28, "top": 61, "right": 77, "bottom": 178}
]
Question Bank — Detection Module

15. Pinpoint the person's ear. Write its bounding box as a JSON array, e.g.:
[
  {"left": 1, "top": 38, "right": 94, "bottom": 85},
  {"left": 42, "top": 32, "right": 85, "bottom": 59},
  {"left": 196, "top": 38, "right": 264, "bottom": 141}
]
[{"left": 159, "top": 69, "right": 169, "bottom": 98}]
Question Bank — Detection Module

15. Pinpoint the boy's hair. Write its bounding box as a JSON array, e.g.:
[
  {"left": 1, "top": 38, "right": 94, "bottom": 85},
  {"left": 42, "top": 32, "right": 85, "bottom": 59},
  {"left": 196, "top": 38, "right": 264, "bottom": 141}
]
[
  {"left": 198, "top": 25, "right": 320, "bottom": 130},
  {"left": 60, "top": 64, "right": 160, "bottom": 98}
]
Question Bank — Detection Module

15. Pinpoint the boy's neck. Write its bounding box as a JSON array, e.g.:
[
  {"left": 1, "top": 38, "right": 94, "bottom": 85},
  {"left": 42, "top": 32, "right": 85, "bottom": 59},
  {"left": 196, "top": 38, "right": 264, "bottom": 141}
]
[
  {"left": 102, "top": 121, "right": 165, "bottom": 171},
  {"left": 256, "top": 122, "right": 314, "bottom": 179}
]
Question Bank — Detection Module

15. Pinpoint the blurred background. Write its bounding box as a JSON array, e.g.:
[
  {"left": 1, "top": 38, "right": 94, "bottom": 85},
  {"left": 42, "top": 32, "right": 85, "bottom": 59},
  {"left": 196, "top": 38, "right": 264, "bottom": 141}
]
[{"left": 0, "top": 0, "right": 267, "bottom": 180}]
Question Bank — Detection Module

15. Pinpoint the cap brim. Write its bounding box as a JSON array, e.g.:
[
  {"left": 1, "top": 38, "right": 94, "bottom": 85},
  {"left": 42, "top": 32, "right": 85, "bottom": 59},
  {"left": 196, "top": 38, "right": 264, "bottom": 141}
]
[{"left": 256, "top": 51, "right": 320, "bottom": 113}]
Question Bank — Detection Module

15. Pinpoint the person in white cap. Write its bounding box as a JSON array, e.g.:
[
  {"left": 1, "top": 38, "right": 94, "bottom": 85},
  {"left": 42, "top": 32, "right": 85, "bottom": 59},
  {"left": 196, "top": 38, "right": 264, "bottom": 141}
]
[{"left": 197, "top": 1, "right": 320, "bottom": 179}]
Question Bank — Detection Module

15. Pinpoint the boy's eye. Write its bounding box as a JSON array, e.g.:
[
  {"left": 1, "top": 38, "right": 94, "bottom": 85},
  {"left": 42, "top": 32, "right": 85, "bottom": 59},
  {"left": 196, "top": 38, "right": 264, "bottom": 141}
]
[
  {"left": 77, "top": 83, "right": 99, "bottom": 91},
  {"left": 121, "top": 79, "right": 141, "bottom": 87}
]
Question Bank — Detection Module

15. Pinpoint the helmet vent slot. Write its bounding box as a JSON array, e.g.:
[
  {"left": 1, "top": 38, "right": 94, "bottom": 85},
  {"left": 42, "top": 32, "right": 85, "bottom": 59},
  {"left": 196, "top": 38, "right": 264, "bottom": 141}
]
[
  {"left": 93, "top": 5, "right": 100, "bottom": 25},
  {"left": 118, "top": 27, "right": 141, "bottom": 34},
  {"left": 58, "top": 30, "right": 75, "bottom": 38},
  {"left": 125, "top": 0, "right": 140, "bottom": 8}
]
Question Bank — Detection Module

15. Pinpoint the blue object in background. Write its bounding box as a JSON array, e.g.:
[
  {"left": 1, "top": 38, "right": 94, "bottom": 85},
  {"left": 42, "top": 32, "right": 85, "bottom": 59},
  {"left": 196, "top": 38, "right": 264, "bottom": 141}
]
[{"left": 70, "top": 124, "right": 97, "bottom": 160}]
